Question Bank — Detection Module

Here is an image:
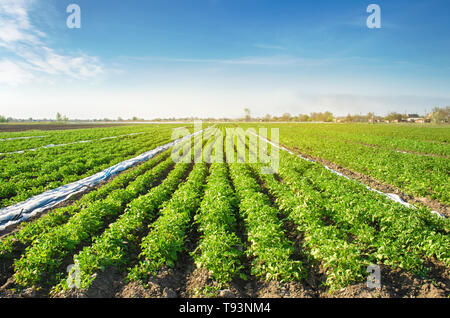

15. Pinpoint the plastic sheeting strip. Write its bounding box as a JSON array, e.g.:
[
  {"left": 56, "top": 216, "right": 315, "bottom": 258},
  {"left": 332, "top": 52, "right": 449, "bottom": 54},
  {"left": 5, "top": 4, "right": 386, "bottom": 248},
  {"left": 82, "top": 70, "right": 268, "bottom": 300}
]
[
  {"left": 250, "top": 131, "right": 446, "bottom": 219},
  {"left": 0, "top": 136, "right": 45, "bottom": 142},
  {"left": 0, "top": 129, "right": 206, "bottom": 231},
  {"left": 0, "top": 132, "right": 146, "bottom": 155}
]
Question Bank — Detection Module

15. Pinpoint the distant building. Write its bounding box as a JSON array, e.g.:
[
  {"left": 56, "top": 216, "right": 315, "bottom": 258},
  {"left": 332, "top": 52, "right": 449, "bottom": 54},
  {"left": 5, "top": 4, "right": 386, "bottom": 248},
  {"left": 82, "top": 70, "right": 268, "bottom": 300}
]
[
  {"left": 425, "top": 112, "right": 433, "bottom": 123},
  {"left": 408, "top": 118, "right": 425, "bottom": 123},
  {"left": 406, "top": 114, "right": 425, "bottom": 123}
]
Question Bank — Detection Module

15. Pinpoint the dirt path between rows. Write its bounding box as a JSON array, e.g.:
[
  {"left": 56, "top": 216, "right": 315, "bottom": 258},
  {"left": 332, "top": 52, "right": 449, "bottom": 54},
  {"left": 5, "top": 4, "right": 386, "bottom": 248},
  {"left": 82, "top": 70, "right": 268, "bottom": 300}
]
[{"left": 278, "top": 142, "right": 449, "bottom": 217}]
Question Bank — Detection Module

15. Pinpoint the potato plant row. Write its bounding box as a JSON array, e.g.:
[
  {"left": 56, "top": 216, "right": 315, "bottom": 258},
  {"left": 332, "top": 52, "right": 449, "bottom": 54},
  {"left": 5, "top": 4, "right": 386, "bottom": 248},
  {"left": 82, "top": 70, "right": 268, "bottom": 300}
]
[
  {"left": 0, "top": 123, "right": 447, "bottom": 297},
  {"left": 56, "top": 134, "right": 211, "bottom": 291},
  {"left": 13, "top": 153, "right": 176, "bottom": 287},
  {"left": 278, "top": 126, "right": 449, "bottom": 204},
  {"left": 279, "top": 123, "right": 449, "bottom": 156},
  {"left": 238, "top": 123, "right": 449, "bottom": 205},
  {"left": 228, "top": 133, "right": 304, "bottom": 282},
  {"left": 0, "top": 126, "right": 177, "bottom": 208},
  {"left": 278, "top": 152, "right": 450, "bottom": 269},
  {"left": 127, "top": 132, "right": 219, "bottom": 282},
  {"left": 59, "top": 161, "right": 193, "bottom": 291},
  {"left": 0, "top": 151, "right": 170, "bottom": 260},
  {"left": 235, "top": 129, "right": 362, "bottom": 289},
  {"left": 242, "top": 131, "right": 449, "bottom": 290},
  {"left": 128, "top": 162, "right": 209, "bottom": 282},
  {"left": 0, "top": 124, "right": 190, "bottom": 153},
  {"left": 192, "top": 162, "right": 244, "bottom": 286},
  {"left": 258, "top": 167, "right": 366, "bottom": 290}
]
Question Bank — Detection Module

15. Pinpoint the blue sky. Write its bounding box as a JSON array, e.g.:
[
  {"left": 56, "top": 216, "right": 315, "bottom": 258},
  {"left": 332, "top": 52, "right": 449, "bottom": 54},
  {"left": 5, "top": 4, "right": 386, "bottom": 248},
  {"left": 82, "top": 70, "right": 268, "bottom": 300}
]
[{"left": 1, "top": 0, "right": 449, "bottom": 119}]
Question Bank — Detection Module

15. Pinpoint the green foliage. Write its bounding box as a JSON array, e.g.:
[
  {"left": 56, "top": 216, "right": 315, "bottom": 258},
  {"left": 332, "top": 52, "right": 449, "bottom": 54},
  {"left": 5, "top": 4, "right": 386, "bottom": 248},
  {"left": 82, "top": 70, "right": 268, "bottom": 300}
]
[
  {"left": 0, "top": 152, "right": 167, "bottom": 261},
  {"left": 128, "top": 163, "right": 209, "bottom": 282},
  {"left": 431, "top": 106, "right": 450, "bottom": 124},
  {"left": 241, "top": 123, "right": 449, "bottom": 205},
  {"left": 1, "top": 123, "right": 448, "bottom": 296},
  {"left": 58, "top": 162, "right": 191, "bottom": 291},
  {"left": 243, "top": 126, "right": 449, "bottom": 291},
  {"left": 0, "top": 125, "right": 184, "bottom": 208},
  {"left": 229, "top": 161, "right": 304, "bottom": 283},
  {"left": 13, "top": 155, "right": 174, "bottom": 287},
  {"left": 192, "top": 163, "right": 244, "bottom": 286}
]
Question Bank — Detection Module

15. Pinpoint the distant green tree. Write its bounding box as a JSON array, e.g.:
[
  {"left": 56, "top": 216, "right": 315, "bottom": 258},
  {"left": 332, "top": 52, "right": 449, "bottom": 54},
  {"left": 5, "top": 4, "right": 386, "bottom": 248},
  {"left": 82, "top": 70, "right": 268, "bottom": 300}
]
[
  {"left": 431, "top": 106, "right": 449, "bottom": 124},
  {"left": 344, "top": 114, "right": 353, "bottom": 122},
  {"left": 366, "top": 112, "right": 375, "bottom": 123},
  {"left": 244, "top": 108, "right": 251, "bottom": 121},
  {"left": 385, "top": 112, "right": 403, "bottom": 122},
  {"left": 281, "top": 113, "right": 292, "bottom": 121},
  {"left": 323, "top": 111, "right": 334, "bottom": 122},
  {"left": 310, "top": 111, "right": 334, "bottom": 122},
  {"left": 263, "top": 114, "right": 272, "bottom": 122},
  {"left": 298, "top": 114, "right": 310, "bottom": 122},
  {"left": 0, "top": 115, "right": 8, "bottom": 123}
]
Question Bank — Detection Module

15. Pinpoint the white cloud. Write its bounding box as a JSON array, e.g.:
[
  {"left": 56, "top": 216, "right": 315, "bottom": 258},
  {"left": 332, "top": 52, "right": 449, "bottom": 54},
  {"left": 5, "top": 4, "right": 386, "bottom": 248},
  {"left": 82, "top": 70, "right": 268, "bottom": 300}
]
[
  {"left": 0, "top": 0, "right": 103, "bottom": 86},
  {"left": 0, "top": 59, "right": 34, "bottom": 85},
  {"left": 18, "top": 47, "right": 103, "bottom": 79},
  {"left": 0, "top": 0, "right": 42, "bottom": 47}
]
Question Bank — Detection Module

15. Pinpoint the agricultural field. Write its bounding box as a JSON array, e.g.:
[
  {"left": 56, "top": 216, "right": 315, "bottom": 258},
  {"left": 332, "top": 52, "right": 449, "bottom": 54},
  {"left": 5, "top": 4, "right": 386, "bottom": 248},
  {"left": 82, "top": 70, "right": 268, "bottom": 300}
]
[
  {"left": 0, "top": 123, "right": 448, "bottom": 299},
  {"left": 245, "top": 123, "right": 449, "bottom": 209},
  {"left": 0, "top": 124, "right": 194, "bottom": 208}
]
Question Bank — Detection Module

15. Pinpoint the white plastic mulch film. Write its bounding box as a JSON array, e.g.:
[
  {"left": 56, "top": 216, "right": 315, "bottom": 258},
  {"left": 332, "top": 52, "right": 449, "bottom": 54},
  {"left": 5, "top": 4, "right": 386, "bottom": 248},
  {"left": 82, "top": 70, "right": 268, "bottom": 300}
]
[
  {"left": 252, "top": 132, "right": 446, "bottom": 219},
  {"left": 0, "top": 129, "right": 205, "bottom": 231},
  {"left": 0, "top": 132, "right": 145, "bottom": 155},
  {"left": 0, "top": 136, "right": 45, "bottom": 141}
]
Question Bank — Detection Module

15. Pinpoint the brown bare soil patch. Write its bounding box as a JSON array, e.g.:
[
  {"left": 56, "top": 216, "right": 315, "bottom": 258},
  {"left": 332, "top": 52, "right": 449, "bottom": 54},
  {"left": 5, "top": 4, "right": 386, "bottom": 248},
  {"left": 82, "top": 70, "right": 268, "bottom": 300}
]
[{"left": 327, "top": 263, "right": 449, "bottom": 298}]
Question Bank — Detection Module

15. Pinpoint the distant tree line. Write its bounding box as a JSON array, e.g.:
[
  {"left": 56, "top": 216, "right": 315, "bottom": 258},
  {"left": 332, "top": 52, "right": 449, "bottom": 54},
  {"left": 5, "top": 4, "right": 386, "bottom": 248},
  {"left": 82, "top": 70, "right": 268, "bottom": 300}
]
[
  {"left": 1, "top": 106, "right": 448, "bottom": 124},
  {"left": 56, "top": 113, "right": 69, "bottom": 122},
  {"left": 430, "top": 106, "right": 450, "bottom": 124},
  {"left": 237, "top": 106, "right": 450, "bottom": 124},
  {"left": 253, "top": 111, "right": 335, "bottom": 122}
]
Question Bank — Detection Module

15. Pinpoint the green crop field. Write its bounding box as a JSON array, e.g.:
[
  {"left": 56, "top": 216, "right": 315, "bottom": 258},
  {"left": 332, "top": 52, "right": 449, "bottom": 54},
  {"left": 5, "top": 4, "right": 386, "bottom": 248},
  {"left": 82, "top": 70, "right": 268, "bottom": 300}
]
[{"left": 0, "top": 123, "right": 448, "bottom": 299}]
